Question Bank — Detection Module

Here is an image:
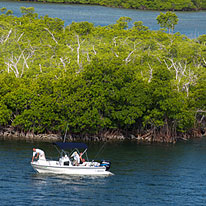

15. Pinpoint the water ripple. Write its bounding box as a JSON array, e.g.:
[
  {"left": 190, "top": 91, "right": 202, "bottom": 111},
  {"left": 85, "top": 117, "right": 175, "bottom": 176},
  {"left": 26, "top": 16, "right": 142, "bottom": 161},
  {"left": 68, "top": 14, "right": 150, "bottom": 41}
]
[{"left": 1, "top": 139, "right": 206, "bottom": 205}]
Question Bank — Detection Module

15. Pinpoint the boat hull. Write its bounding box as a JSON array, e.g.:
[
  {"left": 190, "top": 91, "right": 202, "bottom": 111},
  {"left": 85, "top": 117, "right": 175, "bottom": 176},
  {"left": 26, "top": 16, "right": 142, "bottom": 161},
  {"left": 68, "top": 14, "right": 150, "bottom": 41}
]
[{"left": 31, "top": 161, "right": 112, "bottom": 176}]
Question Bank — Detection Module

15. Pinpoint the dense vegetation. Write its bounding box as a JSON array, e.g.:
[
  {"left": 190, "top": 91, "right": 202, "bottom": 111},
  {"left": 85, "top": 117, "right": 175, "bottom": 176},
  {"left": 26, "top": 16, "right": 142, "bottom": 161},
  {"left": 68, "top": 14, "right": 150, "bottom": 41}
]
[
  {"left": 0, "top": 7, "right": 206, "bottom": 142},
  {"left": 17, "top": 0, "right": 206, "bottom": 11}
]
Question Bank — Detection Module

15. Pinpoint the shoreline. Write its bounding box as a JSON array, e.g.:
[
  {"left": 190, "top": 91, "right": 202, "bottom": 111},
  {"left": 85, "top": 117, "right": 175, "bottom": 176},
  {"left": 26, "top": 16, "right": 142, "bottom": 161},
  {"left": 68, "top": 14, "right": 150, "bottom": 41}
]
[
  {"left": 0, "top": 127, "right": 205, "bottom": 143},
  {"left": 11, "top": 0, "right": 206, "bottom": 12}
]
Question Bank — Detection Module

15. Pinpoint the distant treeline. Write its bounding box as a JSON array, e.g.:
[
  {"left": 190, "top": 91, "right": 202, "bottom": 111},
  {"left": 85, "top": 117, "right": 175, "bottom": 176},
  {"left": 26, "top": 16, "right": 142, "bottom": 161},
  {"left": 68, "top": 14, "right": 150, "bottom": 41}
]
[
  {"left": 17, "top": 0, "right": 206, "bottom": 11},
  {"left": 0, "top": 7, "right": 206, "bottom": 142}
]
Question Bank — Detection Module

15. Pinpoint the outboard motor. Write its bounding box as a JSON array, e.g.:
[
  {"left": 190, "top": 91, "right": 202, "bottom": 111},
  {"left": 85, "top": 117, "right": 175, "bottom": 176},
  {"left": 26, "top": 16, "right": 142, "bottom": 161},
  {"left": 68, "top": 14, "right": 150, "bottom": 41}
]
[{"left": 100, "top": 160, "right": 111, "bottom": 171}]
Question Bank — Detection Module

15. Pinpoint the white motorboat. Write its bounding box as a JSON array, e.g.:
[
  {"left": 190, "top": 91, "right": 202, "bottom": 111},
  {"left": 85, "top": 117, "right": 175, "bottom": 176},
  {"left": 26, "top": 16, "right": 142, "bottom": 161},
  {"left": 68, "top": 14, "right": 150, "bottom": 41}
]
[{"left": 31, "top": 142, "right": 112, "bottom": 176}]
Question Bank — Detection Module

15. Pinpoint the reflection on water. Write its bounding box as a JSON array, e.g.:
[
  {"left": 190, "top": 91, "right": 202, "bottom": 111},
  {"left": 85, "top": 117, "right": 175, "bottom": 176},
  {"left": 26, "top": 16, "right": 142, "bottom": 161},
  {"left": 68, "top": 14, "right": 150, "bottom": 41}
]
[
  {"left": 29, "top": 169, "right": 113, "bottom": 205},
  {"left": 1, "top": 138, "right": 206, "bottom": 205},
  {"left": 31, "top": 173, "right": 109, "bottom": 186}
]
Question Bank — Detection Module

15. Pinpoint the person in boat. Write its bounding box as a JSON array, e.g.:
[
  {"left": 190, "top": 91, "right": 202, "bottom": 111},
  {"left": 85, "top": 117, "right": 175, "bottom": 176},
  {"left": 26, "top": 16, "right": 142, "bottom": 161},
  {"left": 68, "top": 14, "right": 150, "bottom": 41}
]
[
  {"left": 80, "top": 152, "right": 85, "bottom": 164},
  {"left": 32, "top": 148, "right": 46, "bottom": 162},
  {"left": 71, "top": 151, "right": 80, "bottom": 166}
]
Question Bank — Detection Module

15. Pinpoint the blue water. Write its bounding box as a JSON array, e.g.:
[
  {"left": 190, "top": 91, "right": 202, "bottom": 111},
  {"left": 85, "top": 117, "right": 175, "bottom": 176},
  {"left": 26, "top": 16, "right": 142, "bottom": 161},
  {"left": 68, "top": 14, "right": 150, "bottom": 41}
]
[
  {"left": 0, "top": 1, "right": 206, "bottom": 37},
  {"left": 1, "top": 138, "right": 206, "bottom": 205}
]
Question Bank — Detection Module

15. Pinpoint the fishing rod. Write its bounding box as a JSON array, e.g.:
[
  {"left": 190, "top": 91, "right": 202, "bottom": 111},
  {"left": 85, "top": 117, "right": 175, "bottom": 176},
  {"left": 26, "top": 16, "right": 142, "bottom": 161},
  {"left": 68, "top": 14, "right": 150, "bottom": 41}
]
[
  {"left": 63, "top": 123, "right": 68, "bottom": 143},
  {"left": 94, "top": 142, "right": 107, "bottom": 160}
]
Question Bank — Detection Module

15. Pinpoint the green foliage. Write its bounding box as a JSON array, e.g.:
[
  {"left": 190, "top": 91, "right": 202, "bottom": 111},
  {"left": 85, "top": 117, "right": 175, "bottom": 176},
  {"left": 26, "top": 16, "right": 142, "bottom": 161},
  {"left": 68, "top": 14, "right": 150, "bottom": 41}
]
[
  {"left": 68, "top": 21, "right": 94, "bottom": 35},
  {"left": 197, "top": 34, "right": 206, "bottom": 45},
  {"left": 133, "top": 21, "right": 149, "bottom": 31},
  {"left": 0, "top": 103, "right": 12, "bottom": 126},
  {"left": 0, "top": 7, "right": 205, "bottom": 138},
  {"left": 20, "top": 6, "right": 38, "bottom": 18},
  {"left": 115, "top": 17, "right": 132, "bottom": 30},
  {"left": 0, "top": 7, "right": 7, "bottom": 14},
  {"left": 190, "top": 72, "right": 206, "bottom": 111},
  {"left": 156, "top": 11, "right": 179, "bottom": 34}
]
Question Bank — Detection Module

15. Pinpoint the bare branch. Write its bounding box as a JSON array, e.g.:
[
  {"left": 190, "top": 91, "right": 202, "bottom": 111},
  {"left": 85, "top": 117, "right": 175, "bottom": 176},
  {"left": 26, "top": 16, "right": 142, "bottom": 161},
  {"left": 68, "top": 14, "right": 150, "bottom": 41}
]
[
  {"left": 196, "top": 110, "right": 206, "bottom": 113},
  {"left": 112, "top": 50, "right": 119, "bottom": 57},
  {"left": 44, "top": 28, "right": 58, "bottom": 44},
  {"left": 86, "top": 52, "right": 90, "bottom": 62},
  {"left": 123, "top": 37, "right": 129, "bottom": 45},
  {"left": 17, "top": 32, "right": 24, "bottom": 42},
  {"left": 148, "top": 63, "right": 153, "bottom": 83},
  {"left": 125, "top": 49, "right": 135, "bottom": 63},
  {"left": 93, "top": 45, "right": 96, "bottom": 55},
  {"left": 4, "top": 46, "right": 33, "bottom": 78},
  {"left": 76, "top": 35, "right": 80, "bottom": 66},
  {"left": 113, "top": 37, "right": 118, "bottom": 47},
  {"left": 3, "top": 29, "right": 12, "bottom": 43},
  {"left": 203, "top": 57, "right": 206, "bottom": 65},
  {"left": 60, "top": 58, "right": 65, "bottom": 68},
  {"left": 164, "top": 59, "right": 173, "bottom": 71},
  {"left": 39, "top": 64, "right": 42, "bottom": 72},
  {"left": 67, "top": 44, "right": 74, "bottom": 52}
]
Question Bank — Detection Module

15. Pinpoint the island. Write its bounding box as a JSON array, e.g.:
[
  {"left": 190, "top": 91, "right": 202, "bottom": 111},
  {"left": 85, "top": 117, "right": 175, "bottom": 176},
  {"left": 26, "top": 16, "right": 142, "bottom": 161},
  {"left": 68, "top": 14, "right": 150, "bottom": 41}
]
[
  {"left": 14, "top": 0, "right": 206, "bottom": 11},
  {"left": 0, "top": 7, "right": 206, "bottom": 143}
]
